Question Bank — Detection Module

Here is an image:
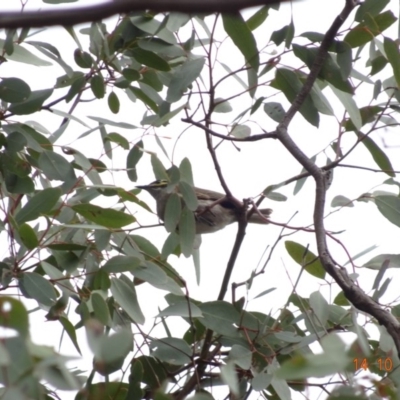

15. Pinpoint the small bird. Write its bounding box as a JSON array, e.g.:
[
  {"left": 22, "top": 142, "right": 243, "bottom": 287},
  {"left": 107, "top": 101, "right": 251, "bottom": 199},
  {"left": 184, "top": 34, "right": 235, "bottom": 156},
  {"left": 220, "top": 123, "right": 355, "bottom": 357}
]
[{"left": 137, "top": 180, "right": 272, "bottom": 234}]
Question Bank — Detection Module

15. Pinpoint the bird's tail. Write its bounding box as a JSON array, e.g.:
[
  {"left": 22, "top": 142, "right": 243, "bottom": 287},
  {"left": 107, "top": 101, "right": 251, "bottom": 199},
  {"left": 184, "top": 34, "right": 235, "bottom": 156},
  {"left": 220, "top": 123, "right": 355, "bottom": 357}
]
[{"left": 248, "top": 208, "right": 272, "bottom": 224}]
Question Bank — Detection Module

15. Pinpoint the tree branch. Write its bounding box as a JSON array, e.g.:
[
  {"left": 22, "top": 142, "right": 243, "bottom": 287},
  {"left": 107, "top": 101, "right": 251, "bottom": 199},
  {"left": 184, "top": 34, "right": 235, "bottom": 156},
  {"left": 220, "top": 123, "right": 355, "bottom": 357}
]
[
  {"left": 276, "top": 0, "right": 400, "bottom": 358},
  {"left": 0, "top": 0, "right": 295, "bottom": 29}
]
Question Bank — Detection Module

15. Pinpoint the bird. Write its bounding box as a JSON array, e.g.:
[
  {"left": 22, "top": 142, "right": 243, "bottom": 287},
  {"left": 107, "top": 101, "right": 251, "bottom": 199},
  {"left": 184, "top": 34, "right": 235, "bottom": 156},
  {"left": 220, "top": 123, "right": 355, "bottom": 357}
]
[{"left": 136, "top": 179, "right": 272, "bottom": 234}]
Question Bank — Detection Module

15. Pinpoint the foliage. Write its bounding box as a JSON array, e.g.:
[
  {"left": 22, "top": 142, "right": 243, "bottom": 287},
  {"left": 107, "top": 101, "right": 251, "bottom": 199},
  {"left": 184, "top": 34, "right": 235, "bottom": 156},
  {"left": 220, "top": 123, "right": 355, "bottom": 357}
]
[{"left": 0, "top": 0, "right": 400, "bottom": 399}]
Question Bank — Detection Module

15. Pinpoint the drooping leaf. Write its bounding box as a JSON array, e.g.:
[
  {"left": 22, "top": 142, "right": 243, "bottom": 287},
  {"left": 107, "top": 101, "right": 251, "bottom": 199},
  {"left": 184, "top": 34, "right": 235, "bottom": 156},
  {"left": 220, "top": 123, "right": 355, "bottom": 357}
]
[
  {"left": 108, "top": 91, "right": 120, "bottom": 114},
  {"left": 166, "top": 58, "right": 205, "bottom": 103},
  {"left": 383, "top": 37, "right": 400, "bottom": 89},
  {"left": 179, "top": 206, "right": 196, "bottom": 258},
  {"left": 329, "top": 85, "right": 361, "bottom": 130},
  {"left": 222, "top": 13, "right": 259, "bottom": 71},
  {"left": 271, "top": 68, "right": 319, "bottom": 127},
  {"left": 150, "top": 154, "right": 169, "bottom": 181},
  {"left": 110, "top": 277, "right": 145, "bottom": 324},
  {"left": 246, "top": 6, "right": 270, "bottom": 31},
  {"left": 355, "top": 132, "right": 395, "bottom": 177},
  {"left": 90, "top": 74, "right": 105, "bottom": 99},
  {"left": 164, "top": 193, "right": 182, "bottom": 232},
  {"left": 285, "top": 241, "right": 325, "bottom": 279},
  {"left": 18, "top": 223, "right": 39, "bottom": 250}
]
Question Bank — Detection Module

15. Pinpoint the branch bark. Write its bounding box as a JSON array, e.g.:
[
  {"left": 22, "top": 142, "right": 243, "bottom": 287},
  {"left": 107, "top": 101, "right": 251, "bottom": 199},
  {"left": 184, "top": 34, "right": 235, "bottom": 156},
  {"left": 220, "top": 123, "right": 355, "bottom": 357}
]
[{"left": 0, "top": 0, "right": 294, "bottom": 29}]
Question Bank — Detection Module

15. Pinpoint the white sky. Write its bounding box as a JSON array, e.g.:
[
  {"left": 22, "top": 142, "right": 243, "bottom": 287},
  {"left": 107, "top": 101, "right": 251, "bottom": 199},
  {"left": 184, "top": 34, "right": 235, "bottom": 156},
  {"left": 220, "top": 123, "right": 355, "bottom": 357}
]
[{"left": 1, "top": 0, "right": 400, "bottom": 399}]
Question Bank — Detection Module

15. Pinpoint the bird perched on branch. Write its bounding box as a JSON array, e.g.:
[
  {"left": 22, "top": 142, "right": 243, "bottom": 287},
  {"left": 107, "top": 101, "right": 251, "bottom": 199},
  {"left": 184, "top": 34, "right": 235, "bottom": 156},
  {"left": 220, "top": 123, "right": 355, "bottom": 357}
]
[{"left": 137, "top": 179, "right": 272, "bottom": 234}]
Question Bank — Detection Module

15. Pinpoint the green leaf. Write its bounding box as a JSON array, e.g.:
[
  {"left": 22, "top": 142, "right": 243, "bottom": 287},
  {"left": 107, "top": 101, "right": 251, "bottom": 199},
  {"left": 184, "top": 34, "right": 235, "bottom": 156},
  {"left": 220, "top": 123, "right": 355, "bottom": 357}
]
[
  {"left": 271, "top": 69, "right": 319, "bottom": 127},
  {"left": 331, "top": 195, "right": 354, "bottom": 208},
  {"left": 270, "top": 25, "right": 291, "bottom": 46},
  {"left": 90, "top": 74, "right": 105, "bottom": 99},
  {"left": 285, "top": 241, "right": 325, "bottom": 279},
  {"left": 19, "top": 272, "right": 57, "bottom": 306},
  {"left": 127, "top": 141, "right": 143, "bottom": 183},
  {"left": 263, "top": 102, "right": 285, "bottom": 123},
  {"left": 231, "top": 124, "right": 251, "bottom": 138},
  {"left": 375, "top": 195, "right": 400, "bottom": 228},
  {"left": 285, "top": 20, "right": 295, "bottom": 48},
  {"left": 222, "top": 13, "right": 259, "bottom": 71},
  {"left": 15, "top": 187, "right": 61, "bottom": 224},
  {"left": 292, "top": 45, "right": 353, "bottom": 94},
  {"left": 277, "top": 335, "right": 349, "bottom": 379},
  {"left": 333, "top": 291, "right": 350, "bottom": 306},
  {"left": 38, "top": 150, "right": 73, "bottom": 181},
  {"left": 132, "top": 261, "right": 183, "bottom": 295},
  {"left": 371, "top": 55, "right": 387, "bottom": 75},
  {"left": 166, "top": 58, "right": 205, "bottom": 103},
  {"left": 0, "top": 297, "right": 29, "bottom": 338},
  {"left": 335, "top": 41, "right": 352, "bottom": 80},
  {"left": 363, "top": 253, "right": 400, "bottom": 270},
  {"left": 106, "top": 132, "right": 129, "bottom": 150},
  {"left": 72, "top": 204, "right": 135, "bottom": 228},
  {"left": 131, "top": 48, "right": 170, "bottom": 71},
  {"left": 150, "top": 337, "right": 191, "bottom": 365},
  {"left": 199, "top": 301, "right": 240, "bottom": 337},
  {"left": 246, "top": 6, "right": 269, "bottom": 31},
  {"left": 164, "top": 193, "right": 182, "bottom": 232},
  {"left": 158, "top": 301, "right": 202, "bottom": 318},
  {"left": 384, "top": 37, "right": 400, "bottom": 89},
  {"left": 264, "top": 191, "right": 287, "bottom": 202},
  {"left": 103, "top": 255, "right": 142, "bottom": 273},
  {"left": 329, "top": 85, "right": 361, "bottom": 130},
  {"left": 8, "top": 88, "right": 53, "bottom": 115},
  {"left": 128, "top": 86, "right": 159, "bottom": 112},
  {"left": 179, "top": 206, "right": 196, "bottom": 258},
  {"left": 355, "top": 0, "right": 390, "bottom": 22},
  {"left": 179, "top": 158, "right": 194, "bottom": 186},
  {"left": 91, "top": 293, "right": 111, "bottom": 326},
  {"left": 344, "top": 11, "right": 396, "bottom": 48},
  {"left": 0, "top": 39, "right": 52, "bottom": 66},
  {"left": 0, "top": 78, "right": 30, "bottom": 103},
  {"left": 88, "top": 116, "right": 137, "bottom": 129},
  {"left": 161, "top": 232, "right": 180, "bottom": 260},
  {"left": 110, "top": 277, "right": 145, "bottom": 324},
  {"left": 18, "top": 223, "right": 39, "bottom": 250},
  {"left": 151, "top": 154, "right": 169, "bottom": 181},
  {"left": 214, "top": 98, "right": 232, "bottom": 113},
  {"left": 122, "top": 68, "right": 141, "bottom": 82},
  {"left": 59, "top": 316, "right": 82, "bottom": 355},
  {"left": 178, "top": 181, "right": 198, "bottom": 211},
  {"left": 66, "top": 75, "right": 85, "bottom": 102},
  {"left": 108, "top": 92, "right": 120, "bottom": 114},
  {"left": 355, "top": 132, "right": 395, "bottom": 177},
  {"left": 73, "top": 49, "right": 92, "bottom": 68}
]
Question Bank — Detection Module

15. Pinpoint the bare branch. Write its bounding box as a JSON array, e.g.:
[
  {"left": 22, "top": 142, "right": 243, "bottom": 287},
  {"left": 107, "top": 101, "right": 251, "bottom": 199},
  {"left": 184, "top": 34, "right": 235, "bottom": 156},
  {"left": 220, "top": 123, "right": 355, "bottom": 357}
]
[{"left": 0, "top": 0, "right": 295, "bottom": 29}]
